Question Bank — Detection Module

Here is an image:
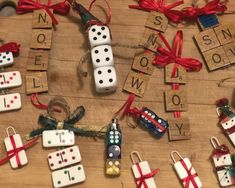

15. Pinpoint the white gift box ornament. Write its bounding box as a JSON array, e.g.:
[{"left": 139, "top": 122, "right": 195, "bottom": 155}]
[
  {"left": 130, "top": 151, "right": 159, "bottom": 188},
  {"left": 171, "top": 151, "right": 202, "bottom": 188}
]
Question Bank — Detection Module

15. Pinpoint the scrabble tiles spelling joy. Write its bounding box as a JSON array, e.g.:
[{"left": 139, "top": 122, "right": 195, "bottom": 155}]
[
  {"left": 0, "top": 93, "right": 21, "bottom": 112},
  {"left": 0, "top": 71, "right": 22, "bottom": 89},
  {"left": 165, "top": 64, "right": 187, "bottom": 84},
  {"left": 25, "top": 72, "right": 48, "bottom": 94},
  {"left": 27, "top": 50, "right": 49, "bottom": 71}
]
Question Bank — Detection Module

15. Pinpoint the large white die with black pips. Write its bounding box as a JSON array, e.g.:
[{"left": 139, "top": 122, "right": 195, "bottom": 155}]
[{"left": 94, "top": 66, "right": 117, "bottom": 93}]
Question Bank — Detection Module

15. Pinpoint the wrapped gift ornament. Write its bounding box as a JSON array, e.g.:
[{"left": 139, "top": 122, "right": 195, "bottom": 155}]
[
  {"left": 171, "top": 151, "right": 202, "bottom": 188},
  {"left": 216, "top": 98, "right": 235, "bottom": 147},
  {"left": 130, "top": 151, "right": 159, "bottom": 188},
  {"left": 210, "top": 137, "right": 235, "bottom": 187}
]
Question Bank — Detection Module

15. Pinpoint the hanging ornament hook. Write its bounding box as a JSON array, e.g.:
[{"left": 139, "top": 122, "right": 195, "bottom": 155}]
[{"left": 210, "top": 136, "right": 221, "bottom": 149}]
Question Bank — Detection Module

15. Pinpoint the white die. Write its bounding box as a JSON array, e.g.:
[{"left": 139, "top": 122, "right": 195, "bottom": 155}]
[
  {"left": 0, "top": 52, "right": 14, "bottom": 67},
  {"left": 94, "top": 66, "right": 117, "bottom": 93},
  {"left": 91, "top": 45, "right": 114, "bottom": 68},
  {"left": 88, "top": 25, "right": 111, "bottom": 48}
]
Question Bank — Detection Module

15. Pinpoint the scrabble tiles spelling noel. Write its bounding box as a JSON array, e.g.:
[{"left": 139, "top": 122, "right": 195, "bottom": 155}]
[
  {"left": 0, "top": 51, "right": 14, "bottom": 67},
  {"left": 0, "top": 71, "right": 22, "bottom": 89},
  {"left": 27, "top": 50, "right": 49, "bottom": 71},
  {"left": 25, "top": 72, "right": 48, "bottom": 94},
  {"left": 0, "top": 93, "right": 21, "bottom": 112},
  {"left": 171, "top": 151, "right": 202, "bottom": 188}
]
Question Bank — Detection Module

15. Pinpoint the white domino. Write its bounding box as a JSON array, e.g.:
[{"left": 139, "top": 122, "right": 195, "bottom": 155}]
[
  {"left": 132, "top": 161, "right": 157, "bottom": 188},
  {"left": 0, "top": 71, "right": 22, "bottom": 89},
  {"left": 0, "top": 93, "right": 21, "bottom": 112},
  {"left": 52, "top": 164, "right": 86, "bottom": 188},
  {"left": 173, "top": 158, "right": 202, "bottom": 188},
  {"left": 48, "top": 146, "right": 81, "bottom": 170},
  {"left": 42, "top": 130, "right": 75, "bottom": 148},
  {"left": 4, "top": 133, "right": 28, "bottom": 168},
  {"left": 0, "top": 52, "right": 14, "bottom": 67},
  {"left": 221, "top": 117, "right": 235, "bottom": 147}
]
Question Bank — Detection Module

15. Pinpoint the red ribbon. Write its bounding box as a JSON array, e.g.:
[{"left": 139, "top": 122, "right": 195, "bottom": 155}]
[
  {"left": 0, "top": 136, "right": 39, "bottom": 167},
  {"left": 212, "top": 144, "right": 230, "bottom": 157},
  {"left": 181, "top": 0, "right": 227, "bottom": 20},
  {"left": 172, "top": 83, "right": 181, "bottom": 118},
  {"left": 129, "top": 0, "right": 184, "bottom": 23},
  {"left": 0, "top": 42, "right": 20, "bottom": 57},
  {"left": 16, "top": 0, "right": 70, "bottom": 25},
  {"left": 154, "top": 30, "right": 202, "bottom": 78},
  {"left": 135, "top": 162, "right": 159, "bottom": 188},
  {"left": 180, "top": 160, "right": 199, "bottom": 188}
]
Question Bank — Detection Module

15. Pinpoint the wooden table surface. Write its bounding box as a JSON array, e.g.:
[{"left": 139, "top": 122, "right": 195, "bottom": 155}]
[{"left": 0, "top": 0, "right": 235, "bottom": 187}]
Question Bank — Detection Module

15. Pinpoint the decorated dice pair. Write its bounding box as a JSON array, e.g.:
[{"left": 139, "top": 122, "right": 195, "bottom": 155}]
[{"left": 88, "top": 25, "right": 117, "bottom": 93}]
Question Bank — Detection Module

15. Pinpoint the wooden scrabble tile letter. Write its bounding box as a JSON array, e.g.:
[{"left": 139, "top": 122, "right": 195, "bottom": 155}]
[
  {"left": 223, "top": 42, "right": 235, "bottom": 64},
  {"left": 123, "top": 71, "right": 149, "bottom": 97},
  {"left": 32, "top": 10, "right": 52, "bottom": 29},
  {"left": 165, "top": 64, "right": 187, "bottom": 84},
  {"left": 27, "top": 50, "right": 49, "bottom": 71},
  {"left": 214, "top": 25, "right": 235, "bottom": 45},
  {"left": 194, "top": 28, "right": 220, "bottom": 52},
  {"left": 164, "top": 89, "right": 188, "bottom": 111},
  {"left": 26, "top": 72, "right": 48, "bottom": 94},
  {"left": 203, "top": 46, "right": 230, "bottom": 71},
  {"left": 168, "top": 118, "right": 191, "bottom": 141},
  {"left": 140, "top": 28, "right": 162, "bottom": 53},
  {"left": 145, "top": 12, "right": 168, "bottom": 33},
  {"left": 132, "top": 51, "right": 155, "bottom": 75},
  {"left": 30, "top": 29, "right": 53, "bottom": 49}
]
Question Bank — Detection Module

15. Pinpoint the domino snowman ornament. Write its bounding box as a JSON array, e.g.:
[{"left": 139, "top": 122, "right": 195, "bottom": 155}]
[
  {"left": 48, "top": 146, "right": 82, "bottom": 170},
  {"left": 171, "top": 151, "right": 202, "bottom": 188},
  {"left": 42, "top": 130, "right": 75, "bottom": 148},
  {"left": 130, "top": 151, "right": 159, "bottom": 188},
  {"left": 0, "top": 51, "right": 14, "bottom": 67},
  {"left": 0, "top": 71, "right": 22, "bottom": 89},
  {"left": 210, "top": 137, "right": 235, "bottom": 187},
  {"left": 0, "top": 93, "right": 21, "bottom": 112},
  {"left": 4, "top": 127, "right": 28, "bottom": 168}
]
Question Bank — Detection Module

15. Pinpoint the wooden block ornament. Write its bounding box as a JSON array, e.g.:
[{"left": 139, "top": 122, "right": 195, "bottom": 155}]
[
  {"left": 26, "top": 72, "right": 48, "bottom": 94},
  {"left": 32, "top": 10, "right": 52, "bottom": 29},
  {"left": 27, "top": 50, "right": 49, "bottom": 71},
  {"left": 145, "top": 11, "right": 168, "bottom": 33},
  {"left": 171, "top": 151, "right": 202, "bottom": 188},
  {"left": 30, "top": 29, "right": 53, "bottom": 49}
]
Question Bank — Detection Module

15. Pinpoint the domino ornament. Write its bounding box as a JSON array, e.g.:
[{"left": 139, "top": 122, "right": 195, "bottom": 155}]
[
  {"left": 0, "top": 126, "right": 38, "bottom": 168},
  {"left": 210, "top": 137, "right": 235, "bottom": 187},
  {"left": 48, "top": 146, "right": 82, "bottom": 170},
  {"left": 0, "top": 71, "right": 22, "bottom": 89},
  {"left": 171, "top": 151, "right": 202, "bottom": 188},
  {"left": 130, "top": 151, "right": 159, "bottom": 188},
  {"left": 52, "top": 164, "right": 86, "bottom": 188},
  {"left": 0, "top": 93, "right": 22, "bottom": 112},
  {"left": 105, "top": 119, "right": 122, "bottom": 176}
]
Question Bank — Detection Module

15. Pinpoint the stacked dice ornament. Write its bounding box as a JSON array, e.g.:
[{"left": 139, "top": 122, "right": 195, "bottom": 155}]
[
  {"left": 0, "top": 126, "right": 38, "bottom": 168},
  {"left": 105, "top": 119, "right": 122, "bottom": 176},
  {"left": 171, "top": 151, "right": 202, "bottom": 188},
  {"left": 210, "top": 137, "right": 235, "bottom": 187},
  {"left": 216, "top": 98, "right": 235, "bottom": 147},
  {"left": 130, "top": 151, "right": 159, "bottom": 188},
  {"left": 70, "top": 1, "right": 117, "bottom": 93}
]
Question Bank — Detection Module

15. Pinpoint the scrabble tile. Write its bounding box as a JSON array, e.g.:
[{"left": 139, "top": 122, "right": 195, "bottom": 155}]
[
  {"left": 4, "top": 131, "right": 27, "bottom": 168},
  {"left": 214, "top": 24, "right": 235, "bottom": 45},
  {"left": 52, "top": 164, "right": 86, "bottom": 188},
  {"left": 223, "top": 42, "right": 235, "bottom": 64},
  {"left": 140, "top": 28, "right": 162, "bottom": 52},
  {"left": 25, "top": 72, "right": 48, "bottom": 94},
  {"left": 168, "top": 118, "right": 191, "bottom": 141},
  {"left": 123, "top": 71, "right": 150, "bottom": 97},
  {"left": 32, "top": 10, "right": 52, "bottom": 29},
  {"left": 132, "top": 51, "right": 155, "bottom": 75},
  {"left": 0, "top": 93, "right": 21, "bottom": 112},
  {"left": 202, "top": 46, "right": 230, "bottom": 71},
  {"left": 198, "top": 14, "right": 219, "bottom": 30},
  {"left": 106, "top": 159, "right": 120, "bottom": 176},
  {"left": 42, "top": 130, "right": 75, "bottom": 148},
  {"left": 194, "top": 29, "right": 220, "bottom": 52},
  {"left": 132, "top": 161, "right": 157, "bottom": 188},
  {"left": 0, "top": 52, "right": 14, "bottom": 67},
  {"left": 30, "top": 29, "right": 53, "bottom": 49},
  {"left": 48, "top": 146, "right": 81, "bottom": 170},
  {"left": 165, "top": 64, "right": 187, "bottom": 84},
  {"left": 27, "top": 50, "right": 49, "bottom": 71},
  {"left": 145, "top": 11, "right": 168, "bottom": 33},
  {"left": 0, "top": 71, "right": 22, "bottom": 89},
  {"left": 164, "top": 89, "right": 188, "bottom": 112}
]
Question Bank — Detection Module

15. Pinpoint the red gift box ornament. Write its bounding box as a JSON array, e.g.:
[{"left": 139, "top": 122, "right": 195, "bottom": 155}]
[
  {"left": 16, "top": 0, "right": 71, "bottom": 25},
  {"left": 154, "top": 30, "right": 202, "bottom": 78},
  {"left": 0, "top": 42, "right": 20, "bottom": 57}
]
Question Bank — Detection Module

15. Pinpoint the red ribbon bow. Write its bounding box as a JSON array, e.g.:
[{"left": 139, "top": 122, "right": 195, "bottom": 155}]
[
  {"left": 136, "top": 162, "right": 159, "bottom": 188},
  {"left": 129, "top": 0, "right": 184, "bottom": 23},
  {"left": 180, "top": 160, "right": 199, "bottom": 188},
  {"left": 154, "top": 30, "right": 202, "bottom": 78},
  {"left": 181, "top": 0, "right": 227, "bottom": 20},
  {"left": 16, "top": 0, "right": 70, "bottom": 25},
  {"left": 0, "top": 42, "right": 20, "bottom": 57},
  {"left": 212, "top": 144, "right": 230, "bottom": 157},
  {"left": 0, "top": 136, "right": 39, "bottom": 167}
]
